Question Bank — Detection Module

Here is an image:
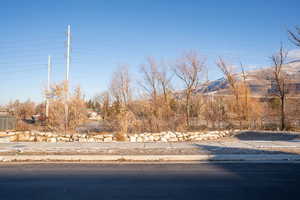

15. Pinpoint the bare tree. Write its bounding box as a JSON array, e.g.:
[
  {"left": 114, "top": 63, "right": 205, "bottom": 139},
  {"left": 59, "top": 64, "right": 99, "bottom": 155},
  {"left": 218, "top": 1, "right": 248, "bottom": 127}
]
[
  {"left": 288, "top": 26, "right": 300, "bottom": 47},
  {"left": 217, "top": 58, "right": 254, "bottom": 128},
  {"left": 174, "top": 51, "right": 205, "bottom": 128},
  {"left": 157, "top": 62, "right": 174, "bottom": 104},
  {"left": 94, "top": 92, "right": 110, "bottom": 120},
  {"left": 270, "top": 46, "right": 289, "bottom": 130},
  {"left": 110, "top": 65, "right": 131, "bottom": 107},
  {"left": 109, "top": 66, "right": 133, "bottom": 138},
  {"left": 202, "top": 95, "right": 227, "bottom": 129},
  {"left": 139, "top": 57, "right": 160, "bottom": 106}
]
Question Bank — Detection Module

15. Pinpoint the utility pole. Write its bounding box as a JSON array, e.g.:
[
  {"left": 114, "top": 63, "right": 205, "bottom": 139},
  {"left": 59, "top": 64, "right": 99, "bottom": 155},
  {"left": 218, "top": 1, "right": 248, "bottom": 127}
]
[
  {"left": 64, "top": 24, "right": 71, "bottom": 131},
  {"left": 46, "top": 55, "right": 51, "bottom": 118},
  {"left": 66, "top": 24, "right": 71, "bottom": 82}
]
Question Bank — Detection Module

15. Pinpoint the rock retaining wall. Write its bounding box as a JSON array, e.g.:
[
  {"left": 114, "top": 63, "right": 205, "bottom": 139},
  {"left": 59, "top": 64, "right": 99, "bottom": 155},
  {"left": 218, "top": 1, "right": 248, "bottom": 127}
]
[{"left": 0, "top": 130, "right": 237, "bottom": 143}]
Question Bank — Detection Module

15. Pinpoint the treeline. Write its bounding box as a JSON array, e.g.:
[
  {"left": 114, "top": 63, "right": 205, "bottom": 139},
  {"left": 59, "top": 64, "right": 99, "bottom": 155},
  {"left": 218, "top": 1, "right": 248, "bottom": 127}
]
[
  {"left": 85, "top": 50, "right": 299, "bottom": 136},
  {"left": 7, "top": 82, "right": 87, "bottom": 132},
  {"left": 5, "top": 27, "right": 300, "bottom": 133}
]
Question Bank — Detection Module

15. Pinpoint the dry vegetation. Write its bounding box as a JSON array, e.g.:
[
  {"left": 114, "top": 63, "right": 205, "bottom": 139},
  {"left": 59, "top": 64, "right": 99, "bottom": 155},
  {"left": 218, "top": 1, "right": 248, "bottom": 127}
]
[{"left": 3, "top": 29, "right": 300, "bottom": 133}]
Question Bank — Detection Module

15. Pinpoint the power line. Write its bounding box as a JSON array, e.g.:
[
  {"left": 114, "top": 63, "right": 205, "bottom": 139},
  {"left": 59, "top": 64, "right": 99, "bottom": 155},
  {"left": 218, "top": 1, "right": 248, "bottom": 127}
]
[
  {"left": 46, "top": 55, "right": 51, "bottom": 118},
  {"left": 0, "top": 66, "right": 47, "bottom": 74}
]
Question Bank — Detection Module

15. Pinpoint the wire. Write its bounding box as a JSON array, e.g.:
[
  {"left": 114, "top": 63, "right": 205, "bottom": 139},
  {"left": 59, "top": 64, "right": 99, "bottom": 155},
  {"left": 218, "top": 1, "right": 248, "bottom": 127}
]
[{"left": 0, "top": 66, "right": 47, "bottom": 74}]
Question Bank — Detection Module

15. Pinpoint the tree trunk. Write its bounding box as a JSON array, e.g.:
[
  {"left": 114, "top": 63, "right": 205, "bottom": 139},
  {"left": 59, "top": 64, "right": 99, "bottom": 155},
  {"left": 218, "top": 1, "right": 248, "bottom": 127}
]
[
  {"left": 186, "top": 92, "right": 190, "bottom": 128},
  {"left": 281, "top": 95, "right": 285, "bottom": 130}
]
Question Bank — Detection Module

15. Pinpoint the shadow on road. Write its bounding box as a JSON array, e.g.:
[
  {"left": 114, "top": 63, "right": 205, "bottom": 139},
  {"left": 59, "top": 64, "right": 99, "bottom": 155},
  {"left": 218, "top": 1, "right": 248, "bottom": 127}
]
[
  {"left": 234, "top": 131, "right": 300, "bottom": 141},
  {"left": 185, "top": 142, "right": 300, "bottom": 199},
  {"left": 192, "top": 143, "right": 299, "bottom": 155}
]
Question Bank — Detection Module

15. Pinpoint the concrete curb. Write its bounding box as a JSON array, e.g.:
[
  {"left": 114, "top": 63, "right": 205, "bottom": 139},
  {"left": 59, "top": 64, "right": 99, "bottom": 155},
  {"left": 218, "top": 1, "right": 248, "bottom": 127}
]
[{"left": 1, "top": 154, "right": 300, "bottom": 162}]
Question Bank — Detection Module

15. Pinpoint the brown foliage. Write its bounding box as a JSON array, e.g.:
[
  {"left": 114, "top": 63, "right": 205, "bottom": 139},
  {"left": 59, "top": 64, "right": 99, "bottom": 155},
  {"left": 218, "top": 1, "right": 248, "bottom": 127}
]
[
  {"left": 8, "top": 100, "right": 36, "bottom": 120},
  {"left": 46, "top": 82, "right": 88, "bottom": 132},
  {"left": 217, "top": 58, "right": 263, "bottom": 128}
]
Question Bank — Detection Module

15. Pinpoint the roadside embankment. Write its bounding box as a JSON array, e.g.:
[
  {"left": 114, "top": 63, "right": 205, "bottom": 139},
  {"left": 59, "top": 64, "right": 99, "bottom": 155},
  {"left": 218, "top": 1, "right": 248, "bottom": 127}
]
[{"left": 0, "top": 130, "right": 237, "bottom": 143}]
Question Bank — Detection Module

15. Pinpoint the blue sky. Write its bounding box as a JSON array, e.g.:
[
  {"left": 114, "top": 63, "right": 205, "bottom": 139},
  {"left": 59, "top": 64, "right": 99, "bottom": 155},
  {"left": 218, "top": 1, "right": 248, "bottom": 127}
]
[{"left": 0, "top": 0, "right": 299, "bottom": 104}]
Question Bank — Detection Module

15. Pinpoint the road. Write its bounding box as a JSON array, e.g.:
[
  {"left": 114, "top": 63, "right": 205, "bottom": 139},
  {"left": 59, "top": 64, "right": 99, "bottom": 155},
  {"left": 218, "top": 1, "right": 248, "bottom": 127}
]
[{"left": 0, "top": 163, "right": 299, "bottom": 200}]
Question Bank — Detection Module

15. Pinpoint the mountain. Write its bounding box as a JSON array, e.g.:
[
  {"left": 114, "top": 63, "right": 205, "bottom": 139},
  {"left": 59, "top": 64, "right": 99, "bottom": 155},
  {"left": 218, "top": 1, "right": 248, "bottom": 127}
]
[{"left": 198, "top": 61, "right": 300, "bottom": 96}]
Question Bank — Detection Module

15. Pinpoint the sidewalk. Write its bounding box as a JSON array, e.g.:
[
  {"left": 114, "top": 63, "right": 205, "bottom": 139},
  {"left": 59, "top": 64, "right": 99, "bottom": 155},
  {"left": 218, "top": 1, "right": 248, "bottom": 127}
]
[{"left": 1, "top": 138, "right": 300, "bottom": 162}]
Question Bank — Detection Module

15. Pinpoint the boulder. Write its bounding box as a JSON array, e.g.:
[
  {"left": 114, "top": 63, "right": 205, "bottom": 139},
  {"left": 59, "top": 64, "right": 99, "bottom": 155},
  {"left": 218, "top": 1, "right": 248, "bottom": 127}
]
[
  {"left": 136, "top": 137, "right": 143, "bottom": 142},
  {"left": 148, "top": 135, "right": 154, "bottom": 142},
  {"left": 129, "top": 136, "right": 137, "bottom": 142},
  {"left": 87, "top": 137, "right": 95, "bottom": 142},
  {"left": 18, "top": 132, "right": 31, "bottom": 141},
  {"left": 168, "top": 137, "right": 178, "bottom": 142},
  {"left": 36, "top": 136, "right": 47, "bottom": 142},
  {"left": 48, "top": 137, "right": 57, "bottom": 143},
  {"left": 95, "top": 138, "right": 103, "bottom": 142},
  {"left": 94, "top": 135, "right": 104, "bottom": 139},
  {"left": 104, "top": 137, "right": 113, "bottom": 142},
  {"left": 79, "top": 138, "right": 87, "bottom": 142},
  {"left": 153, "top": 135, "right": 160, "bottom": 141}
]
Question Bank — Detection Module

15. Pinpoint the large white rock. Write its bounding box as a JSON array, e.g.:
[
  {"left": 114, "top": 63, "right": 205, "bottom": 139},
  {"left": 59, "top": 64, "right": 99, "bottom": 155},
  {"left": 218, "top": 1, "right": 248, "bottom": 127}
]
[
  {"left": 87, "top": 137, "right": 95, "bottom": 142},
  {"left": 104, "top": 137, "right": 113, "bottom": 142},
  {"left": 36, "top": 136, "right": 46, "bottom": 142},
  {"left": 168, "top": 137, "right": 178, "bottom": 142},
  {"left": 148, "top": 135, "right": 154, "bottom": 142},
  {"left": 48, "top": 137, "right": 57, "bottom": 143},
  {"left": 143, "top": 136, "right": 149, "bottom": 142},
  {"left": 29, "top": 136, "right": 36, "bottom": 142},
  {"left": 136, "top": 137, "right": 143, "bottom": 142},
  {"left": 152, "top": 133, "right": 161, "bottom": 136},
  {"left": 18, "top": 133, "right": 31, "bottom": 141},
  {"left": 58, "top": 137, "right": 69, "bottom": 142},
  {"left": 153, "top": 135, "right": 160, "bottom": 141},
  {"left": 129, "top": 136, "right": 136, "bottom": 142},
  {"left": 103, "top": 134, "right": 113, "bottom": 138},
  {"left": 169, "top": 131, "right": 175, "bottom": 136},
  {"left": 79, "top": 138, "right": 87, "bottom": 142},
  {"left": 95, "top": 138, "right": 103, "bottom": 142},
  {"left": 94, "top": 135, "right": 104, "bottom": 139}
]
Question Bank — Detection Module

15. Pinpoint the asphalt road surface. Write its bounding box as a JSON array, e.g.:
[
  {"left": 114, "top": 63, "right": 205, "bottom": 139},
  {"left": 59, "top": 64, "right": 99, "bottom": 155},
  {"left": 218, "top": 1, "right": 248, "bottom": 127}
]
[{"left": 0, "top": 162, "right": 299, "bottom": 200}]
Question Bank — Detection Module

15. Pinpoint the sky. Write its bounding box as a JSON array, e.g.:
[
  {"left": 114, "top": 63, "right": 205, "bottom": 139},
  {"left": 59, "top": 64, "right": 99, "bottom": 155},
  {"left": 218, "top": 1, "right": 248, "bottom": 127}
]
[{"left": 0, "top": 0, "right": 299, "bottom": 104}]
